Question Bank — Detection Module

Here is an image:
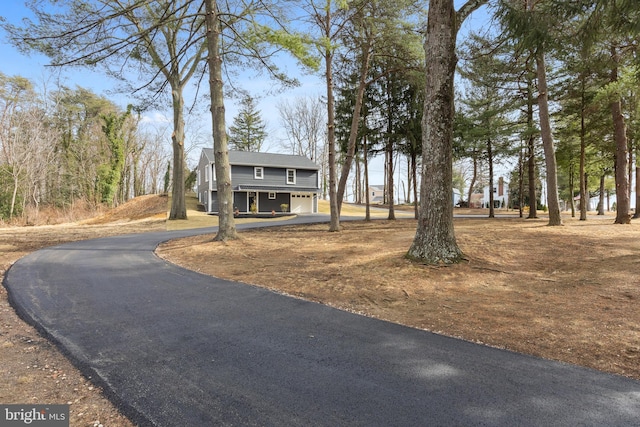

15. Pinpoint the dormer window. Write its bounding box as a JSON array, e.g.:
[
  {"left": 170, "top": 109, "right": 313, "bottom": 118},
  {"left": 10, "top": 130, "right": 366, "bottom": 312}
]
[{"left": 254, "top": 167, "right": 264, "bottom": 180}]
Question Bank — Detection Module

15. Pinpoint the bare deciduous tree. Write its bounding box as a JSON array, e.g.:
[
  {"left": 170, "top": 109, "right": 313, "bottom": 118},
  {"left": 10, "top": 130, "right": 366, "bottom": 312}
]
[
  {"left": 4, "top": 0, "right": 210, "bottom": 220},
  {"left": 277, "top": 96, "right": 326, "bottom": 162},
  {"left": 0, "top": 73, "right": 58, "bottom": 220}
]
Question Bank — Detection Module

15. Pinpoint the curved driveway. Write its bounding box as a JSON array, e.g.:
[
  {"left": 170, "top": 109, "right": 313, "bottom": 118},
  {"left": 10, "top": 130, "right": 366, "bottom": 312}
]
[{"left": 4, "top": 217, "right": 640, "bottom": 426}]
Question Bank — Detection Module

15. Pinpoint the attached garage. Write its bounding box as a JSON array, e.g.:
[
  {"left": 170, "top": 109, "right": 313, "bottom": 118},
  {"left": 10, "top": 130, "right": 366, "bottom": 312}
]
[{"left": 291, "top": 193, "right": 314, "bottom": 214}]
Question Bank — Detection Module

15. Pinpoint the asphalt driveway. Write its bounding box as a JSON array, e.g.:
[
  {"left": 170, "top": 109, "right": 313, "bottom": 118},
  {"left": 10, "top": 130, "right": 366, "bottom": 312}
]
[{"left": 4, "top": 217, "right": 640, "bottom": 426}]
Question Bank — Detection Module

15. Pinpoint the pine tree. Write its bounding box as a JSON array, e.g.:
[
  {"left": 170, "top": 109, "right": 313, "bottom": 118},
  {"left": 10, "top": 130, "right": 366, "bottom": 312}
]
[
  {"left": 228, "top": 95, "right": 267, "bottom": 152},
  {"left": 406, "top": 0, "right": 486, "bottom": 264}
]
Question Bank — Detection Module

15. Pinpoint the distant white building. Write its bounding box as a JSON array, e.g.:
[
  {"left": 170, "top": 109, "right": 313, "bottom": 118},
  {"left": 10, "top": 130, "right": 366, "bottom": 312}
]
[
  {"left": 576, "top": 191, "right": 637, "bottom": 212},
  {"left": 453, "top": 188, "right": 462, "bottom": 207},
  {"left": 480, "top": 177, "right": 509, "bottom": 208},
  {"left": 368, "top": 185, "right": 461, "bottom": 206},
  {"left": 368, "top": 185, "right": 385, "bottom": 204}
]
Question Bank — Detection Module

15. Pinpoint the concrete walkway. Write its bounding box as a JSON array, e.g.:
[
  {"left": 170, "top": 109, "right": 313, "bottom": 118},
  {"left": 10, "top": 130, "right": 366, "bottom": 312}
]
[{"left": 4, "top": 217, "right": 640, "bottom": 426}]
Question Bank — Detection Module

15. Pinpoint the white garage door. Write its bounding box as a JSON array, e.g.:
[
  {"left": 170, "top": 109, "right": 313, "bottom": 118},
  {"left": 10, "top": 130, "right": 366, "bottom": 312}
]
[{"left": 291, "top": 193, "right": 313, "bottom": 213}]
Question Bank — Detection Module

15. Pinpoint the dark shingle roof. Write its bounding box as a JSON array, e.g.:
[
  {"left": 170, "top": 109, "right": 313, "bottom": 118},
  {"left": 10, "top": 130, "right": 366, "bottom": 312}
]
[{"left": 202, "top": 148, "right": 318, "bottom": 170}]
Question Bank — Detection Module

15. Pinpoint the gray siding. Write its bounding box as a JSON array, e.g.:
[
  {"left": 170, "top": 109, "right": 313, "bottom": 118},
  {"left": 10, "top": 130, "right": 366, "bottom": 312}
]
[
  {"left": 231, "top": 165, "right": 256, "bottom": 185},
  {"left": 197, "top": 152, "right": 209, "bottom": 193},
  {"left": 197, "top": 148, "right": 319, "bottom": 213},
  {"left": 200, "top": 190, "right": 207, "bottom": 210},
  {"left": 233, "top": 192, "right": 248, "bottom": 212},
  {"left": 210, "top": 192, "right": 219, "bottom": 213},
  {"left": 231, "top": 165, "right": 317, "bottom": 189},
  {"left": 258, "top": 192, "right": 291, "bottom": 212},
  {"left": 292, "top": 168, "right": 317, "bottom": 189},
  {"left": 197, "top": 151, "right": 210, "bottom": 211}
]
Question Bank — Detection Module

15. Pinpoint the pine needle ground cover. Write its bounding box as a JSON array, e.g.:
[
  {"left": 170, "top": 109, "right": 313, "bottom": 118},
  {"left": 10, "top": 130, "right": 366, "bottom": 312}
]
[{"left": 159, "top": 217, "right": 640, "bottom": 381}]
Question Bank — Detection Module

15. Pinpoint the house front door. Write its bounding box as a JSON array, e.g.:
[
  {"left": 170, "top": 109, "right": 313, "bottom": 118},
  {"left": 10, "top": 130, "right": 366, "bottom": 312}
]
[{"left": 248, "top": 192, "right": 257, "bottom": 213}]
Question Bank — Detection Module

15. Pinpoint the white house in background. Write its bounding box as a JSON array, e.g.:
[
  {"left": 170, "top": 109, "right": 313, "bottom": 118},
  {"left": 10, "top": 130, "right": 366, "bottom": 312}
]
[
  {"left": 369, "top": 185, "right": 461, "bottom": 206},
  {"left": 368, "top": 185, "right": 385, "bottom": 204},
  {"left": 196, "top": 149, "right": 320, "bottom": 214},
  {"left": 575, "top": 191, "right": 637, "bottom": 212},
  {"left": 453, "top": 189, "right": 462, "bottom": 207},
  {"left": 479, "top": 177, "right": 509, "bottom": 208}
]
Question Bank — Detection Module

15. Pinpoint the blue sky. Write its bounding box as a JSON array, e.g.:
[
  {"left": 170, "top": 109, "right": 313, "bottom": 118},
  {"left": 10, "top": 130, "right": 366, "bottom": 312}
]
[
  {"left": 1, "top": 1, "right": 492, "bottom": 201},
  {"left": 0, "top": 1, "right": 325, "bottom": 163},
  {"left": 0, "top": 2, "right": 125, "bottom": 98}
]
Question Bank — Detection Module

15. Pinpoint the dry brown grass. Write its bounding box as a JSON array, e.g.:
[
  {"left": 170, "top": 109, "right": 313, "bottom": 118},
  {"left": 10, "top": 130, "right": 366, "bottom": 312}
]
[
  {"left": 0, "top": 195, "right": 168, "bottom": 426},
  {"left": 2, "top": 194, "right": 639, "bottom": 427}
]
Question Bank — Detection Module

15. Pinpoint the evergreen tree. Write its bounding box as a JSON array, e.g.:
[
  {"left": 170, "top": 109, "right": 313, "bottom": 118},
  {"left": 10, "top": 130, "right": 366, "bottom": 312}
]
[
  {"left": 554, "top": 33, "right": 611, "bottom": 219},
  {"left": 496, "top": 0, "right": 566, "bottom": 226},
  {"left": 457, "top": 86, "right": 512, "bottom": 217},
  {"left": 407, "top": 0, "right": 486, "bottom": 264},
  {"left": 585, "top": 1, "right": 639, "bottom": 223},
  {"left": 228, "top": 95, "right": 267, "bottom": 152},
  {"left": 457, "top": 33, "right": 521, "bottom": 218}
]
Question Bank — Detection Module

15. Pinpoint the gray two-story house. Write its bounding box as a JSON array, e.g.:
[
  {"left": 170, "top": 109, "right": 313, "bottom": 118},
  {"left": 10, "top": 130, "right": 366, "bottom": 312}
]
[{"left": 197, "top": 149, "right": 320, "bottom": 214}]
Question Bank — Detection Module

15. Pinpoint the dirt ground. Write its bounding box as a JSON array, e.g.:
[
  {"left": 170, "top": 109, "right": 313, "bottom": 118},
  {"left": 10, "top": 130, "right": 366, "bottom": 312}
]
[
  {"left": 0, "top": 195, "right": 168, "bottom": 427},
  {"left": 158, "top": 213, "right": 640, "bottom": 381},
  {"left": 2, "top": 195, "right": 639, "bottom": 427}
]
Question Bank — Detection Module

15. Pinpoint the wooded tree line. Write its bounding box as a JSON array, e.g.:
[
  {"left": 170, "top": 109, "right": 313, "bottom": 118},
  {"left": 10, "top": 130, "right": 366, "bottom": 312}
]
[
  {"left": 454, "top": 0, "right": 640, "bottom": 225},
  {"left": 2, "top": 0, "right": 638, "bottom": 263},
  {"left": 0, "top": 75, "right": 170, "bottom": 221}
]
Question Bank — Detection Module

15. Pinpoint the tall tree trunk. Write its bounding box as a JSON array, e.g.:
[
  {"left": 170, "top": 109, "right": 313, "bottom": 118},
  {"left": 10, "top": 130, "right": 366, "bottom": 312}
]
[
  {"left": 383, "top": 154, "right": 388, "bottom": 204},
  {"left": 468, "top": 152, "right": 477, "bottom": 209},
  {"left": 407, "top": 0, "right": 463, "bottom": 264},
  {"left": 336, "top": 43, "right": 372, "bottom": 215},
  {"left": 386, "top": 139, "right": 395, "bottom": 220},
  {"left": 628, "top": 142, "right": 633, "bottom": 202},
  {"left": 526, "top": 59, "right": 538, "bottom": 219},
  {"left": 354, "top": 156, "right": 361, "bottom": 204},
  {"left": 612, "top": 100, "right": 630, "bottom": 223},
  {"left": 611, "top": 45, "right": 630, "bottom": 224},
  {"left": 579, "top": 82, "right": 587, "bottom": 220},
  {"left": 412, "top": 152, "right": 418, "bottom": 219},
  {"left": 406, "top": 156, "right": 411, "bottom": 205},
  {"left": 326, "top": 57, "right": 339, "bottom": 228},
  {"left": 518, "top": 145, "right": 524, "bottom": 218},
  {"left": 569, "top": 163, "right": 575, "bottom": 217},
  {"left": 634, "top": 165, "right": 640, "bottom": 219},
  {"left": 321, "top": 4, "right": 340, "bottom": 231},
  {"left": 386, "top": 76, "right": 396, "bottom": 221},
  {"left": 168, "top": 84, "right": 187, "bottom": 220},
  {"left": 488, "top": 139, "right": 494, "bottom": 218},
  {"left": 598, "top": 173, "right": 605, "bottom": 215},
  {"left": 10, "top": 176, "right": 19, "bottom": 219},
  {"left": 364, "top": 134, "right": 371, "bottom": 221},
  {"left": 535, "top": 50, "right": 562, "bottom": 226},
  {"left": 205, "top": 0, "right": 237, "bottom": 240}
]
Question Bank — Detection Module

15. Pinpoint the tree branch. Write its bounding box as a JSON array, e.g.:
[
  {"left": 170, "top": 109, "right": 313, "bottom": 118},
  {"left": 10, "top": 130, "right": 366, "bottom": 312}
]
[{"left": 456, "top": 0, "right": 488, "bottom": 32}]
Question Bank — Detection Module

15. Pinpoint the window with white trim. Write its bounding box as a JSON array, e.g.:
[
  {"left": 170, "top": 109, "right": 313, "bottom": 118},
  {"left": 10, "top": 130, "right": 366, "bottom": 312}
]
[
  {"left": 254, "top": 167, "right": 264, "bottom": 179},
  {"left": 286, "top": 169, "right": 296, "bottom": 185},
  {"left": 268, "top": 192, "right": 276, "bottom": 199}
]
